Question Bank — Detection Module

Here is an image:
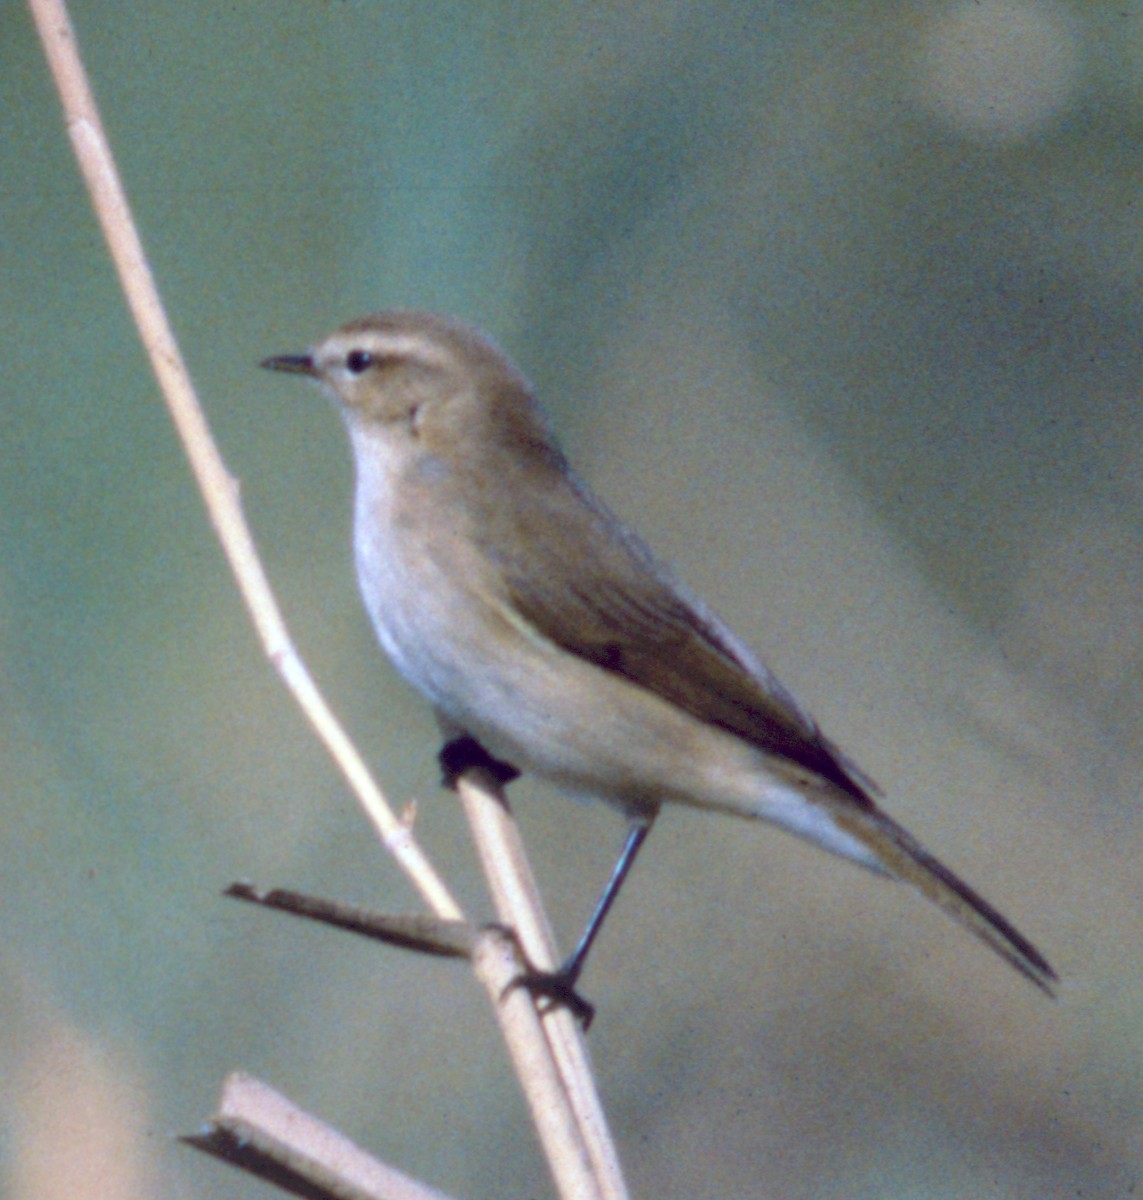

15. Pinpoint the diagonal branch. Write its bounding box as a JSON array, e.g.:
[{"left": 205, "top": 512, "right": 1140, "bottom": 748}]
[
  {"left": 26, "top": 2, "right": 628, "bottom": 1198},
  {"left": 184, "top": 1072, "right": 461, "bottom": 1200}
]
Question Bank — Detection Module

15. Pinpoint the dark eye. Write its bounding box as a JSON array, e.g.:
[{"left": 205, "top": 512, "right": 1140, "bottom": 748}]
[{"left": 345, "top": 349, "right": 373, "bottom": 375}]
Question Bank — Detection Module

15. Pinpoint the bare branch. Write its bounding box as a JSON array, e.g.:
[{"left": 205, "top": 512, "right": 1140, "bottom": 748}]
[
  {"left": 25, "top": 0, "right": 458, "bottom": 919},
  {"left": 224, "top": 883, "right": 486, "bottom": 957},
  {"left": 457, "top": 772, "right": 629, "bottom": 1200},
  {"left": 184, "top": 1073, "right": 459, "bottom": 1200},
  {"left": 26, "top": 2, "right": 630, "bottom": 1196}
]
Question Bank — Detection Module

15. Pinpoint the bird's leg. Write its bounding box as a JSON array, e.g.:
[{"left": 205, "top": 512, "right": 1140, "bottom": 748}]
[
  {"left": 561, "top": 815, "right": 655, "bottom": 981},
  {"left": 510, "top": 812, "right": 656, "bottom": 1029}
]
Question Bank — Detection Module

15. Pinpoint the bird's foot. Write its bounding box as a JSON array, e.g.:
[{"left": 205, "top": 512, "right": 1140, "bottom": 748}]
[
  {"left": 438, "top": 736, "right": 520, "bottom": 789},
  {"left": 504, "top": 960, "right": 595, "bottom": 1030}
]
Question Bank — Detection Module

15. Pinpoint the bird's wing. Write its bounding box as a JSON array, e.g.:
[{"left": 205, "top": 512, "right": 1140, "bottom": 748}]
[
  {"left": 501, "top": 484, "right": 878, "bottom": 805},
  {"left": 499, "top": 482, "right": 1061, "bottom": 998},
  {"left": 500, "top": 486, "right": 1058, "bottom": 997}
]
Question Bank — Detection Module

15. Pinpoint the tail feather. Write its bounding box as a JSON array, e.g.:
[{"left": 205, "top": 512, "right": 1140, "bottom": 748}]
[{"left": 832, "top": 803, "right": 1057, "bottom": 995}]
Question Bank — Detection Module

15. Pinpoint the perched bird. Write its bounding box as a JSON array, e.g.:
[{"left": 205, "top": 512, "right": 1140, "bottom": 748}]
[{"left": 262, "top": 310, "right": 1056, "bottom": 1021}]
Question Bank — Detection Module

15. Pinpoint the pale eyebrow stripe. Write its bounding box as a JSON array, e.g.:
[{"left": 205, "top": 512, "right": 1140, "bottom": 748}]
[{"left": 341, "top": 331, "right": 454, "bottom": 372}]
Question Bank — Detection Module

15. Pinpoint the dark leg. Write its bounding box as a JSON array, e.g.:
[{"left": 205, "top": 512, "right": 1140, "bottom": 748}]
[
  {"left": 562, "top": 817, "right": 653, "bottom": 983},
  {"left": 511, "top": 813, "right": 656, "bottom": 1029}
]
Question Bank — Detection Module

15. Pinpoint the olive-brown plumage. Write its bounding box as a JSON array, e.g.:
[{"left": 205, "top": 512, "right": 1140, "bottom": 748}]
[{"left": 263, "top": 310, "right": 1057, "bottom": 1003}]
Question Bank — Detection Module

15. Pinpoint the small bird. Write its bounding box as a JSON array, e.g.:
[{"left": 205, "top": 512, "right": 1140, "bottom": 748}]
[{"left": 262, "top": 310, "right": 1056, "bottom": 1020}]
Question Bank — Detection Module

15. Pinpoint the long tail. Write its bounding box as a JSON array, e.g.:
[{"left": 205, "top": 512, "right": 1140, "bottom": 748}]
[{"left": 831, "top": 801, "right": 1058, "bottom": 995}]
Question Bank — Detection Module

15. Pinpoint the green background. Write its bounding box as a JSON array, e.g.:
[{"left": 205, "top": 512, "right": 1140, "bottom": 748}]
[{"left": 2, "top": 3, "right": 1140, "bottom": 1197}]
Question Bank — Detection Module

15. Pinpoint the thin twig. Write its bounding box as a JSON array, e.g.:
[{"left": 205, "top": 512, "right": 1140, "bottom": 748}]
[
  {"left": 184, "top": 1072, "right": 460, "bottom": 1200},
  {"left": 457, "top": 774, "right": 629, "bottom": 1200},
  {"left": 223, "top": 883, "right": 485, "bottom": 957},
  {"left": 26, "top": 2, "right": 627, "bottom": 1197},
  {"left": 27, "top": 0, "right": 457, "bottom": 918}
]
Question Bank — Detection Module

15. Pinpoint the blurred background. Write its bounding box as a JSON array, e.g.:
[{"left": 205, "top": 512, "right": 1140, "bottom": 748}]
[{"left": 2, "top": 2, "right": 1140, "bottom": 1196}]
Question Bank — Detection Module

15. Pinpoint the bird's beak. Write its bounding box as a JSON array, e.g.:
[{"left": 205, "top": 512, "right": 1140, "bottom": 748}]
[{"left": 260, "top": 353, "right": 316, "bottom": 376}]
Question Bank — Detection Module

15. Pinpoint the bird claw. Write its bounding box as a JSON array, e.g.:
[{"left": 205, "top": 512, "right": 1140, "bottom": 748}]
[
  {"left": 438, "top": 736, "right": 521, "bottom": 789},
  {"left": 503, "top": 965, "right": 595, "bottom": 1030}
]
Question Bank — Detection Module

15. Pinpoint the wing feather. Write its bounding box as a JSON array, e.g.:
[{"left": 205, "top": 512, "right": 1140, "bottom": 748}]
[{"left": 499, "top": 477, "right": 876, "bottom": 805}]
